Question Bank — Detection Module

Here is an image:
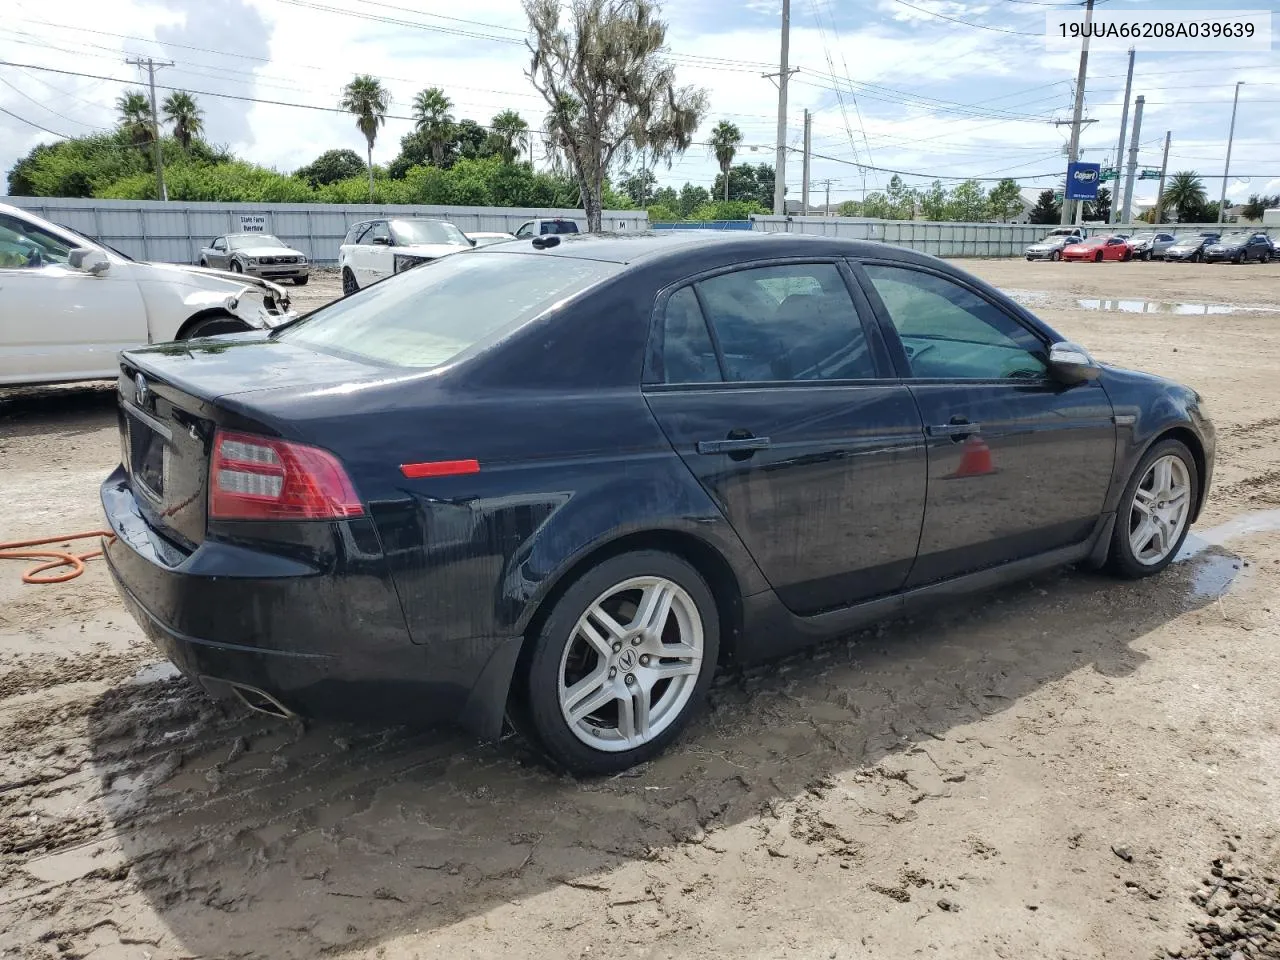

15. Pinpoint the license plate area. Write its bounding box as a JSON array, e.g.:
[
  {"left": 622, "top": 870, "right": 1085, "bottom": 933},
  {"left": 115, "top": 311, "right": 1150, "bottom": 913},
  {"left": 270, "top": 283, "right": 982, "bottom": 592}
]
[{"left": 127, "top": 410, "right": 167, "bottom": 500}]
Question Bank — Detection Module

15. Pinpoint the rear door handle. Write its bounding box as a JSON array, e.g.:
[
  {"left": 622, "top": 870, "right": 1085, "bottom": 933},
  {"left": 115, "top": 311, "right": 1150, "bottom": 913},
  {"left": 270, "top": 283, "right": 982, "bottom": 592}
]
[
  {"left": 926, "top": 421, "right": 982, "bottom": 439},
  {"left": 696, "top": 436, "right": 772, "bottom": 455}
]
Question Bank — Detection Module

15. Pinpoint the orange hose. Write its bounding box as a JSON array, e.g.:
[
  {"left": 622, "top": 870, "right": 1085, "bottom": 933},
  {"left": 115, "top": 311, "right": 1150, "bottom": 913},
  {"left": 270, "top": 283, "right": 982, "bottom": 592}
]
[{"left": 0, "top": 530, "right": 116, "bottom": 584}]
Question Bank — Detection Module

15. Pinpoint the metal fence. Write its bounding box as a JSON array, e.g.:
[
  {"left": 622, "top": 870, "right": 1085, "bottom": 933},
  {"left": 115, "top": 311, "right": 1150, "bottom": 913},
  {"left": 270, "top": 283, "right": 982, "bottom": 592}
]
[
  {"left": 651, "top": 220, "right": 754, "bottom": 231},
  {"left": 751, "top": 215, "right": 1279, "bottom": 257},
  {"left": 3, "top": 197, "right": 650, "bottom": 265}
]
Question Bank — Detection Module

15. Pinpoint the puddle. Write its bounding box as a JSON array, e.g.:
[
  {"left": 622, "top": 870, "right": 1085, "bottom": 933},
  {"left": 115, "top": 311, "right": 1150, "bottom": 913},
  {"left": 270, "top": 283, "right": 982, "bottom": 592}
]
[
  {"left": 1076, "top": 298, "right": 1280, "bottom": 315},
  {"left": 129, "top": 661, "right": 180, "bottom": 685},
  {"left": 1171, "top": 508, "right": 1280, "bottom": 597}
]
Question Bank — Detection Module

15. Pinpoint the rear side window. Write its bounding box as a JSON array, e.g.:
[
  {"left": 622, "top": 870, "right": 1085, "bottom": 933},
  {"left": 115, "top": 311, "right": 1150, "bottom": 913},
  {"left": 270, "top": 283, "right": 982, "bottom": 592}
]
[
  {"left": 660, "top": 287, "right": 720, "bottom": 383},
  {"left": 666, "top": 263, "right": 876, "bottom": 383},
  {"left": 278, "top": 253, "right": 619, "bottom": 369}
]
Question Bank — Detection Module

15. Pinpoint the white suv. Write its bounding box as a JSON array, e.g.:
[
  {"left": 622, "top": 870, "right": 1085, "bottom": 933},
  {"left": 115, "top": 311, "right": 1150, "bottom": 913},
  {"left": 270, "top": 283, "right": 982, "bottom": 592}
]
[
  {"left": 338, "top": 217, "right": 473, "bottom": 294},
  {"left": 0, "top": 203, "right": 295, "bottom": 387}
]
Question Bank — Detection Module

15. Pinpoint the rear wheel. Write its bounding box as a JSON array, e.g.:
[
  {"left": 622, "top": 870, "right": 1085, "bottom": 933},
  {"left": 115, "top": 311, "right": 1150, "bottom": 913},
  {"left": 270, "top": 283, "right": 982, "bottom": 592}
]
[
  {"left": 1107, "top": 439, "right": 1198, "bottom": 579},
  {"left": 181, "top": 312, "right": 250, "bottom": 339},
  {"left": 341, "top": 268, "right": 358, "bottom": 296},
  {"left": 518, "top": 550, "right": 719, "bottom": 775}
]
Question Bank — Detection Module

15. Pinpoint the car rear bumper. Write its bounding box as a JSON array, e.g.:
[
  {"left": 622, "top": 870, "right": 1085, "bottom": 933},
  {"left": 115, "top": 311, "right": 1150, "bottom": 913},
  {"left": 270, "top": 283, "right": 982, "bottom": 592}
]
[{"left": 100, "top": 466, "right": 517, "bottom": 735}]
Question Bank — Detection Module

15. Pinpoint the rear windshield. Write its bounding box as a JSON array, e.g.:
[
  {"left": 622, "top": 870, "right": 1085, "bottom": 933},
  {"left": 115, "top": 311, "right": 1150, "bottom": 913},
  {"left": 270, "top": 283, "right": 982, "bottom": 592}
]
[{"left": 277, "top": 252, "right": 618, "bottom": 368}]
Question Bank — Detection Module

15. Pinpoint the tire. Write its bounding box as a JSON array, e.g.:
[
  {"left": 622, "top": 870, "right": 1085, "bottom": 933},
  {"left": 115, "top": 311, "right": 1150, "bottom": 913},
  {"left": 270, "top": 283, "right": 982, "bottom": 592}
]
[
  {"left": 181, "top": 312, "right": 250, "bottom": 339},
  {"left": 1095, "top": 251, "right": 1104, "bottom": 263},
  {"left": 1106, "top": 438, "right": 1199, "bottom": 579},
  {"left": 1050, "top": 250, "right": 1061, "bottom": 262},
  {"left": 341, "top": 268, "right": 358, "bottom": 296},
  {"left": 1194, "top": 251, "right": 1203, "bottom": 263},
  {"left": 1142, "top": 250, "right": 1152, "bottom": 261},
  {"left": 1025, "top": 256, "right": 1033, "bottom": 262},
  {"left": 1122, "top": 250, "right": 1132, "bottom": 262},
  {"left": 1235, "top": 251, "right": 1245, "bottom": 265},
  {"left": 198, "top": 258, "right": 208, "bottom": 268},
  {"left": 517, "top": 550, "right": 720, "bottom": 775},
  {"left": 230, "top": 260, "right": 244, "bottom": 273},
  {"left": 293, "top": 275, "right": 309, "bottom": 286}
]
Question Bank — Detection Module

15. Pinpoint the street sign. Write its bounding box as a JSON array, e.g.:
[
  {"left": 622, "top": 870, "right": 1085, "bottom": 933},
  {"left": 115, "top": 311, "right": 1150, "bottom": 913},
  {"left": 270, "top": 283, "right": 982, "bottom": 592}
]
[
  {"left": 1054, "top": 191, "right": 1064, "bottom": 201},
  {"left": 1138, "top": 169, "right": 1161, "bottom": 180},
  {"left": 1100, "top": 167, "right": 1119, "bottom": 181},
  {"left": 1066, "top": 162, "right": 1102, "bottom": 201}
]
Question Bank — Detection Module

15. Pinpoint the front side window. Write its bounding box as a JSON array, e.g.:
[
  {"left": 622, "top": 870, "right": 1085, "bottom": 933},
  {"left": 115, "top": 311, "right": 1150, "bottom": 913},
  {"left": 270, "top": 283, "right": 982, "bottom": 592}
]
[
  {"left": 362, "top": 222, "right": 391, "bottom": 245},
  {"left": 691, "top": 262, "right": 876, "bottom": 382},
  {"left": 863, "top": 264, "right": 1047, "bottom": 381},
  {"left": 211, "top": 237, "right": 226, "bottom": 251},
  {"left": 279, "top": 253, "right": 619, "bottom": 369},
  {"left": 0, "top": 214, "right": 73, "bottom": 270},
  {"left": 514, "top": 222, "right": 533, "bottom": 239}
]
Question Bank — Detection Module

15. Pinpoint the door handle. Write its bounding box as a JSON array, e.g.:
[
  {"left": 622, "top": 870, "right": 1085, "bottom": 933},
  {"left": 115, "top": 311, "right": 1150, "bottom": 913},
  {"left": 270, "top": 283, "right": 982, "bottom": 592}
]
[
  {"left": 926, "top": 419, "right": 982, "bottom": 440},
  {"left": 696, "top": 436, "right": 771, "bottom": 455}
]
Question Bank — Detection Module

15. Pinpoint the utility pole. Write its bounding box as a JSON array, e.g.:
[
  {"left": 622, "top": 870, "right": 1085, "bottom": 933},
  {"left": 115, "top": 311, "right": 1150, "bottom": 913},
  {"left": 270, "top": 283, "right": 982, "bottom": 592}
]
[
  {"left": 764, "top": 0, "right": 797, "bottom": 216},
  {"left": 1061, "top": 0, "right": 1096, "bottom": 225},
  {"left": 1218, "top": 81, "right": 1243, "bottom": 224},
  {"left": 126, "top": 56, "right": 174, "bottom": 202},
  {"left": 1120, "top": 95, "right": 1144, "bottom": 228},
  {"left": 1153, "top": 131, "right": 1171, "bottom": 224},
  {"left": 801, "top": 109, "right": 812, "bottom": 215},
  {"left": 1109, "top": 47, "right": 1135, "bottom": 224}
]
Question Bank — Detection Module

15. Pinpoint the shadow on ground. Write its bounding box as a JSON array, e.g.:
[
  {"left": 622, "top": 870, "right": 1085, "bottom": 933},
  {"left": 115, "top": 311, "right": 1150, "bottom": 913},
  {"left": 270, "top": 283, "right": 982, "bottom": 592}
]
[{"left": 77, "top": 552, "right": 1231, "bottom": 956}]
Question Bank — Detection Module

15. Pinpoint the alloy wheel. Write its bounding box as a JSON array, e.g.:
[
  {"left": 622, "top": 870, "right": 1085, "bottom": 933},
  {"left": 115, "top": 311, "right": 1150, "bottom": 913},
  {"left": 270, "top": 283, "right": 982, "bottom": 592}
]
[
  {"left": 341, "top": 269, "right": 357, "bottom": 296},
  {"left": 557, "top": 576, "right": 703, "bottom": 752},
  {"left": 1128, "top": 454, "right": 1192, "bottom": 566}
]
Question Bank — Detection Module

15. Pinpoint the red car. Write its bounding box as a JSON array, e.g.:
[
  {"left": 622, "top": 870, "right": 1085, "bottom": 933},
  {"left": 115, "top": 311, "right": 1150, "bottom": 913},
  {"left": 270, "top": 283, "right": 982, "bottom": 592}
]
[{"left": 1062, "top": 235, "right": 1133, "bottom": 262}]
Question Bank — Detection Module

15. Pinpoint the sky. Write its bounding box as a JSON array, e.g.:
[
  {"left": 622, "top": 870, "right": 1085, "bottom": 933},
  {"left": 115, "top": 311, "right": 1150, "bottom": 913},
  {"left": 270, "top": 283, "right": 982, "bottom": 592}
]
[{"left": 1, "top": 0, "right": 1278, "bottom": 212}]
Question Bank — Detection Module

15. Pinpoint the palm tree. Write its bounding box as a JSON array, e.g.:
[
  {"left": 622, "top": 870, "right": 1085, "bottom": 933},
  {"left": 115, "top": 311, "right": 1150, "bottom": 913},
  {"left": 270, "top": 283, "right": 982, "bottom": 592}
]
[
  {"left": 1163, "top": 171, "right": 1207, "bottom": 222},
  {"left": 708, "top": 120, "right": 742, "bottom": 203},
  {"left": 412, "top": 87, "right": 454, "bottom": 167},
  {"left": 491, "top": 109, "right": 530, "bottom": 164},
  {"left": 161, "top": 91, "right": 203, "bottom": 152},
  {"left": 340, "top": 75, "right": 389, "bottom": 202},
  {"left": 116, "top": 90, "right": 153, "bottom": 151}
]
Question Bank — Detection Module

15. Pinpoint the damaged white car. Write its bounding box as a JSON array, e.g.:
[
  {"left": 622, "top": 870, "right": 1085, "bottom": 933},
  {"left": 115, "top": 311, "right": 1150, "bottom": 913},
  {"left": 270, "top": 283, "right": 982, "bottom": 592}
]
[{"left": 0, "top": 202, "right": 295, "bottom": 387}]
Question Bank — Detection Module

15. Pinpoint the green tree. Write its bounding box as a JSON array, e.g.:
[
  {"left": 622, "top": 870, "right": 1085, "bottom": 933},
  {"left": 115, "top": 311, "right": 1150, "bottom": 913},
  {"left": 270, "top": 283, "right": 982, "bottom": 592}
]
[
  {"left": 161, "top": 91, "right": 203, "bottom": 152},
  {"left": 1089, "top": 185, "right": 1111, "bottom": 223},
  {"left": 885, "top": 175, "right": 917, "bottom": 219},
  {"left": 116, "top": 90, "right": 153, "bottom": 152},
  {"left": 836, "top": 200, "right": 860, "bottom": 217},
  {"left": 708, "top": 120, "right": 742, "bottom": 203},
  {"left": 1241, "top": 193, "right": 1279, "bottom": 221},
  {"left": 412, "top": 87, "right": 455, "bottom": 166},
  {"left": 689, "top": 199, "right": 762, "bottom": 221},
  {"left": 652, "top": 185, "right": 678, "bottom": 209},
  {"left": 1029, "top": 189, "right": 1060, "bottom": 225},
  {"left": 919, "top": 181, "right": 949, "bottom": 221},
  {"left": 861, "top": 192, "right": 891, "bottom": 219},
  {"left": 620, "top": 168, "right": 657, "bottom": 205},
  {"left": 986, "top": 178, "right": 1024, "bottom": 222},
  {"left": 713, "top": 162, "right": 774, "bottom": 209},
  {"left": 490, "top": 109, "right": 531, "bottom": 164},
  {"left": 1164, "top": 171, "right": 1207, "bottom": 222},
  {"left": 678, "top": 182, "right": 709, "bottom": 217},
  {"left": 525, "top": 0, "right": 708, "bottom": 230},
  {"left": 340, "top": 74, "right": 389, "bottom": 201},
  {"left": 946, "top": 179, "right": 988, "bottom": 221},
  {"left": 453, "top": 118, "right": 491, "bottom": 164},
  {"left": 294, "top": 148, "right": 365, "bottom": 187},
  {"left": 646, "top": 202, "right": 680, "bottom": 223}
]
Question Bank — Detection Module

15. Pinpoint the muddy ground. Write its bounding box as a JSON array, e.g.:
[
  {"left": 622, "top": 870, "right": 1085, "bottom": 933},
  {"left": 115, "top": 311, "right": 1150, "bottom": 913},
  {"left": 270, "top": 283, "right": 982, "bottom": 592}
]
[{"left": 2, "top": 258, "right": 1280, "bottom": 960}]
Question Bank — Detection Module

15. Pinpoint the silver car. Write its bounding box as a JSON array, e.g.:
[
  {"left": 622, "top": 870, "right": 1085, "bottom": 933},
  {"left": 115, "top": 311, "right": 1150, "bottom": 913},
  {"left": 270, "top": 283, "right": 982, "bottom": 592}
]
[
  {"left": 1127, "top": 231, "right": 1177, "bottom": 261},
  {"left": 199, "top": 233, "right": 310, "bottom": 285},
  {"left": 1024, "top": 228, "right": 1085, "bottom": 261}
]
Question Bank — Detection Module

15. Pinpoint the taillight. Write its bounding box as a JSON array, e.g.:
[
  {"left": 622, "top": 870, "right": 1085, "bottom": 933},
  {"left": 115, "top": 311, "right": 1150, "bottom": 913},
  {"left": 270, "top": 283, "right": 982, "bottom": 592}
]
[{"left": 209, "top": 429, "right": 363, "bottom": 521}]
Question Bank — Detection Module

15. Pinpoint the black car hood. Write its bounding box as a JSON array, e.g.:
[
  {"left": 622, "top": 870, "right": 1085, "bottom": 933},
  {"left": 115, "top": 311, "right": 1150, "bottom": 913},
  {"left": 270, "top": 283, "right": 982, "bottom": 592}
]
[{"left": 123, "top": 332, "right": 394, "bottom": 400}]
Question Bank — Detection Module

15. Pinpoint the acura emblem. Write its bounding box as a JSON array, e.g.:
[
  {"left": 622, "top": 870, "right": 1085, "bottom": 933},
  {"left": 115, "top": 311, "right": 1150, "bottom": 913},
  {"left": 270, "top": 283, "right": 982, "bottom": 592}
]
[{"left": 135, "top": 373, "right": 149, "bottom": 407}]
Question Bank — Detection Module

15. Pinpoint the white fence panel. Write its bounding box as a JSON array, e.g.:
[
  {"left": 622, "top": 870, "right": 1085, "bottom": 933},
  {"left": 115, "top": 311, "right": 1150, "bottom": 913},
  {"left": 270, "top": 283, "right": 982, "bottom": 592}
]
[{"left": 3, "top": 197, "right": 649, "bottom": 264}]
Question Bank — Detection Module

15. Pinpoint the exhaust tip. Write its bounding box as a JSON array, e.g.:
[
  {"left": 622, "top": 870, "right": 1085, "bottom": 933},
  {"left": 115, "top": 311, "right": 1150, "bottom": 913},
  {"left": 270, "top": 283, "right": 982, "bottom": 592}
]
[{"left": 199, "top": 674, "right": 296, "bottom": 719}]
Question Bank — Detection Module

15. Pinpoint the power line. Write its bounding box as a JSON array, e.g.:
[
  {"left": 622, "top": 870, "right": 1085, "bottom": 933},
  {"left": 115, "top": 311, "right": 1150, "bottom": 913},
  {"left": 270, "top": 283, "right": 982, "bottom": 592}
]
[
  {"left": 888, "top": 0, "right": 1041, "bottom": 36},
  {"left": 0, "top": 102, "right": 74, "bottom": 137},
  {"left": 0, "top": 75, "right": 105, "bottom": 131}
]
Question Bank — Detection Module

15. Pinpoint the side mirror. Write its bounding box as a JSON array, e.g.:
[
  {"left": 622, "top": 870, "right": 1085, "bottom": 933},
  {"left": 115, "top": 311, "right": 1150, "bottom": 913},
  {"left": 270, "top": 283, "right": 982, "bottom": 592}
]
[
  {"left": 68, "top": 247, "right": 110, "bottom": 276},
  {"left": 371, "top": 235, "right": 392, "bottom": 246},
  {"left": 1049, "top": 341, "right": 1100, "bottom": 384}
]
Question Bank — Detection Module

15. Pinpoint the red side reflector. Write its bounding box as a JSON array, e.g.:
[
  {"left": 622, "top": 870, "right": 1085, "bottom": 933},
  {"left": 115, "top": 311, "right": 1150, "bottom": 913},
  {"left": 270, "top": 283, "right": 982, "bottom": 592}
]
[{"left": 400, "top": 459, "right": 480, "bottom": 479}]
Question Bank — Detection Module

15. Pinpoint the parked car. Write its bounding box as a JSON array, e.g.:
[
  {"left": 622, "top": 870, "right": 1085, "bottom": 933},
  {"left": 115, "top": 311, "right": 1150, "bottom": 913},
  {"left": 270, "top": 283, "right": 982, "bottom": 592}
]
[
  {"left": 1127, "top": 232, "right": 1177, "bottom": 261},
  {"left": 1163, "top": 233, "right": 1220, "bottom": 262},
  {"left": 0, "top": 202, "right": 294, "bottom": 387},
  {"left": 1062, "top": 235, "right": 1133, "bottom": 262},
  {"left": 513, "top": 218, "right": 582, "bottom": 239},
  {"left": 1202, "top": 232, "right": 1274, "bottom": 264},
  {"left": 467, "top": 231, "right": 517, "bottom": 247},
  {"left": 338, "top": 217, "right": 473, "bottom": 294},
  {"left": 199, "top": 234, "right": 309, "bottom": 285},
  {"left": 102, "top": 231, "right": 1214, "bottom": 774},
  {"left": 1024, "top": 227, "right": 1085, "bottom": 261}
]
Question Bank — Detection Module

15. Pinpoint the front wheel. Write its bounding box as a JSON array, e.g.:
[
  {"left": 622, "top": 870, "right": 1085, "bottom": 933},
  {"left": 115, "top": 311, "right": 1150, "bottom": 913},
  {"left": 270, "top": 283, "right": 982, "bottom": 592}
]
[
  {"left": 1050, "top": 250, "right": 1061, "bottom": 262},
  {"left": 182, "top": 312, "right": 250, "bottom": 339},
  {"left": 1095, "top": 251, "right": 1104, "bottom": 263},
  {"left": 230, "top": 260, "right": 244, "bottom": 273},
  {"left": 517, "top": 551, "right": 719, "bottom": 775},
  {"left": 293, "top": 275, "right": 309, "bottom": 286},
  {"left": 341, "top": 268, "right": 358, "bottom": 296},
  {"left": 1107, "top": 439, "right": 1198, "bottom": 579}
]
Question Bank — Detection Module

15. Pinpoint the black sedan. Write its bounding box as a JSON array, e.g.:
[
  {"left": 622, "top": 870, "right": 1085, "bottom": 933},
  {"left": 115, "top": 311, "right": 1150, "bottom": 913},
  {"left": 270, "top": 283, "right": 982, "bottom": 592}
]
[
  {"left": 1162, "top": 233, "right": 1220, "bottom": 262},
  {"left": 102, "top": 232, "right": 1215, "bottom": 774},
  {"left": 1203, "top": 231, "right": 1274, "bottom": 264}
]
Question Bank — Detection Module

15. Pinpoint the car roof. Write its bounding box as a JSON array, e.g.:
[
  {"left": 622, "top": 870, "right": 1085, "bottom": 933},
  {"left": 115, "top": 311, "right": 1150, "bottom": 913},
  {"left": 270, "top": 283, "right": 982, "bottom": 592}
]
[{"left": 480, "top": 229, "right": 944, "bottom": 267}]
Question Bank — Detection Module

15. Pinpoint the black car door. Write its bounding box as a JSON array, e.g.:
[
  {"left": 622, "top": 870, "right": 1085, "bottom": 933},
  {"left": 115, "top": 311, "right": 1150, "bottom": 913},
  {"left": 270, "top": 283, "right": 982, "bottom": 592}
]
[
  {"left": 853, "top": 259, "right": 1116, "bottom": 587},
  {"left": 642, "top": 259, "right": 927, "bottom": 616}
]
